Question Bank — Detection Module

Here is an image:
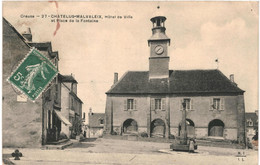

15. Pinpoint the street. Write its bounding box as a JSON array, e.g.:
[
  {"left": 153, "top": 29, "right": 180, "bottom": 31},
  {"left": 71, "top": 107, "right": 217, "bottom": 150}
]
[{"left": 3, "top": 138, "right": 258, "bottom": 165}]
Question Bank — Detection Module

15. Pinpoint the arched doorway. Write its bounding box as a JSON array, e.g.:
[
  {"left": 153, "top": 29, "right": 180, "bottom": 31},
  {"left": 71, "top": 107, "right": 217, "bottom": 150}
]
[
  {"left": 178, "top": 119, "right": 195, "bottom": 137},
  {"left": 123, "top": 119, "right": 138, "bottom": 134},
  {"left": 151, "top": 119, "right": 165, "bottom": 137},
  {"left": 208, "top": 119, "right": 224, "bottom": 137}
]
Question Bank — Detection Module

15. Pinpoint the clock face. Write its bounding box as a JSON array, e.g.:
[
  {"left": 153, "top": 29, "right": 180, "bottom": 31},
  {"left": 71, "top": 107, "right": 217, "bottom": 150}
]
[{"left": 154, "top": 45, "right": 164, "bottom": 55}]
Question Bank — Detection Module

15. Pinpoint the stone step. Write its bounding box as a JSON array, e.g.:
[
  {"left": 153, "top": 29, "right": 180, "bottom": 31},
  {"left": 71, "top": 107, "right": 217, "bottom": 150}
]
[
  {"left": 46, "top": 139, "right": 69, "bottom": 145},
  {"left": 196, "top": 140, "right": 244, "bottom": 149},
  {"left": 43, "top": 140, "right": 73, "bottom": 150}
]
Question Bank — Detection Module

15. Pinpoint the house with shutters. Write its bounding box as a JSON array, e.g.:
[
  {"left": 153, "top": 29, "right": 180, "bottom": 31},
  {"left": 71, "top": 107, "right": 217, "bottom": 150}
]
[
  {"left": 245, "top": 111, "right": 258, "bottom": 140},
  {"left": 104, "top": 15, "right": 246, "bottom": 144},
  {"left": 59, "top": 74, "right": 83, "bottom": 139},
  {"left": 87, "top": 108, "right": 105, "bottom": 138}
]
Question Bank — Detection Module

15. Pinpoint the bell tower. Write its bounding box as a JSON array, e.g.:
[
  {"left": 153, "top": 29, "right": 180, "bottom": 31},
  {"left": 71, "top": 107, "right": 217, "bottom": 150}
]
[{"left": 148, "top": 14, "right": 171, "bottom": 79}]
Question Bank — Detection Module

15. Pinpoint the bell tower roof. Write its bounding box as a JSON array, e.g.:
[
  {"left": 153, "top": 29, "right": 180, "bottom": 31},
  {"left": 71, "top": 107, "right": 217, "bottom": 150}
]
[{"left": 148, "top": 7, "right": 170, "bottom": 45}]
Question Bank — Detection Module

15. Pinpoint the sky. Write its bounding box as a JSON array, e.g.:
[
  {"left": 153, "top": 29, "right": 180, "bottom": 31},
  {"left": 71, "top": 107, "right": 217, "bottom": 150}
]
[{"left": 3, "top": 2, "right": 259, "bottom": 121}]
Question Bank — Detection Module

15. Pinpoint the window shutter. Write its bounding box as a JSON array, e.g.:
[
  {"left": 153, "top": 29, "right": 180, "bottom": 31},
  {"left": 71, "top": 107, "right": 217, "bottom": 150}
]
[
  {"left": 209, "top": 98, "right": 213, "bottom": 110},
  {"left": 220, "top": 98, "right": 224, "bottom": 110},
  {"left": 179, "top": 98, "right": 183, "bottom": 110},
  {"left": 151, "top": 98, "right": 155, "bottom": 111},
  {"left": 190, "top": 99, "right": 194, "bottom": 110},
  {"left": 124, "top": 100, "right": 127, "bottom": 111},
  {"left": 162, "top": 98, "right": 166, "bottom": 110},
  {"left": 134, "top": 99, "right": 137, "bottom": 110}
]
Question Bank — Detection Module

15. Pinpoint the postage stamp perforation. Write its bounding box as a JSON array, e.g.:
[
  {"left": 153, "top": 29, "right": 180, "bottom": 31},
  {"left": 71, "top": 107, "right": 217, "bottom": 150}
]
[{"left": 7, "top": 47, "right": 59, "bottom": 102}]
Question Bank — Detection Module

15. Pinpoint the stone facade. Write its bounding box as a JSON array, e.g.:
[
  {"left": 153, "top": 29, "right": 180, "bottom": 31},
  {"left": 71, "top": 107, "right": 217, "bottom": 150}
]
[
  {"left": 2, "top": 18, "right": 60, "bottom": 147},
  {"left": 104, "top": 15, "right": 246, "bottom": 144},
  {"left": 3, "top": 18, "right": 83, "bottom": 147},
  {"left": 105, "top": 94, "right": 245, "bottom": 141}
]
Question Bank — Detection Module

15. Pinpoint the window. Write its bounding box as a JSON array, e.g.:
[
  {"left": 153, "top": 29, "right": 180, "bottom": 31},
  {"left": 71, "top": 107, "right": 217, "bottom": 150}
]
[
  {"left": 151, "top": 98, "right": 166, "bottom": 111},
  {"left": 247, "top": 120, "right": 253, "bottom": 126},
  {"left": 100, "top": 119, "right": 104, "bottom": 125},
  {"left": 155, "top": 99, "right": 162, "bottom": 110},
  {"left": 45, "top": 88, "right": 52, "bottom": 101},
  {"left": 213, "top": 98, "right": 220, "bottom": 110},
  {"left": 70, "top": 98, "right": 74, "bottom": 110},
  {"left": 179, "top": 98, "right": 193, "bottom": 110},
  {"left": 210, "top": 98, "right": 224, "bottom": 110},
  {"left": 184, "top": 98, "right": 191, "bottom": 110},
  {"left": 124, "top": 99, "right": 137, "bottom": 111},
  {"left": 127, "top": 99, "right": 134, "bottom": 110},
  {"left": 54, "top": 84, "right": 58, "bottom": 103}
]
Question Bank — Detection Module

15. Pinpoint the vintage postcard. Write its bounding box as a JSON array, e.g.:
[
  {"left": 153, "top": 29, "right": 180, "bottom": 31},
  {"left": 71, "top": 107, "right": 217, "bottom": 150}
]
[{"left": 2, "top": 1, "right": 258, "bottom": 164}]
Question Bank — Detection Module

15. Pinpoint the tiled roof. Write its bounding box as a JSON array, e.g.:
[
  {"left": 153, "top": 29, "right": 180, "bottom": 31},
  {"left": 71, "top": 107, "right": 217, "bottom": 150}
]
[
  {"left": 89, "top": 113, "right": 105, "bottom": 128},
  {"left": 107, "top": 69, "right": 244, "bottom": 94},
  {"left": 3, "top": 18, "right": 30, "bottom": 48}
]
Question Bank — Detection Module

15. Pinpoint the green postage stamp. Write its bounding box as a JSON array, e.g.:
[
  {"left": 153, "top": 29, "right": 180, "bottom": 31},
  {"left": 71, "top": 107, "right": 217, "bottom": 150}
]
[{"left": 8, "top": 48, "right": 58, "bottom": 101}]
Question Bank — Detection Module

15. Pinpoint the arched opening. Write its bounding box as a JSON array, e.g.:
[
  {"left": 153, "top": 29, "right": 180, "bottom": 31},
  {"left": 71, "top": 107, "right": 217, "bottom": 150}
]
[
  {"left": 208, "top": 119, "right": 225, "bottom": 137},
  {"left": 123, "top": 119, "right": 138, "bottom": 134},
  {"left": 151, "top": 119, "right": 165, "bottom": 138},
  {"left": 178, "top": 119, "right": 195, "bottom": 137}
]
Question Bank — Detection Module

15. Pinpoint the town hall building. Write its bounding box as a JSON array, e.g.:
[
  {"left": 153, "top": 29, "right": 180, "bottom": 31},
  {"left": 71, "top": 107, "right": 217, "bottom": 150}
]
[{"left": 104, "top": 15, "right": 246, "bottom": 144}]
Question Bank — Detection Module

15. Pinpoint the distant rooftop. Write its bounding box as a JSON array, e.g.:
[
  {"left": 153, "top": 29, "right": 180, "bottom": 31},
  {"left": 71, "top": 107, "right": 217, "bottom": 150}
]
[{"left": 58, "top": 73, "right": 78, "bottom": 83}]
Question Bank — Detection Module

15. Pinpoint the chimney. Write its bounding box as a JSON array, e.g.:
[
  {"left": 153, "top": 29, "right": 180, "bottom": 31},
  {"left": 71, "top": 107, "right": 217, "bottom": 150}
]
[
  {"left": 22, "top": 27, "right": 32, "bottom": 42},
  {"left": 114, "top": 72, "right": 118, "bottom": 84},
  {"left": 89, "top": 107, "right": 93, "bottom": 115},
  {"left": 230, "top": 74, "right": 237, "bottom": 86},
  {"left": 230, "top": 74, "right": 234, "bottom": 83}
]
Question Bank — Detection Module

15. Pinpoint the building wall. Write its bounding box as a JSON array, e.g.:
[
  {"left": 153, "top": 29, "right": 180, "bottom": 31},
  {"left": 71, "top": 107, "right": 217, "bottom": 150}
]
[
  {"left": 87, "top": 128, "right": 103, "bottom": 138},
  {"left": 169, "top": 95, "right": 238, "bottom": 139},
  {"left": 2, "top": 20, "right": 42, "bottom": 147},
  {"left": 105, "top": 93, "right": 244, "bottom": 141},
  {"left": 60, "top": 83, "right": 71, "bottom": 137}
]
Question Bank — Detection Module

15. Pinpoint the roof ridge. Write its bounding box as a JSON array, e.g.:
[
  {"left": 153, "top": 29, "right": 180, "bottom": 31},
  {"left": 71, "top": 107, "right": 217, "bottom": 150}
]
[
  {"left": 127, "top": 70, "right": 148, "bottom": 72},
  {"left": 172, "top": 69, "right": 218, "bottom": 71}
]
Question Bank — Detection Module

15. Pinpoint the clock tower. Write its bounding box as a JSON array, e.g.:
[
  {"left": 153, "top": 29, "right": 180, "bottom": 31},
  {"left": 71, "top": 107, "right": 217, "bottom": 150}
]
[{"left": 148, "top": 16, "right": 171, "bottom": 79}]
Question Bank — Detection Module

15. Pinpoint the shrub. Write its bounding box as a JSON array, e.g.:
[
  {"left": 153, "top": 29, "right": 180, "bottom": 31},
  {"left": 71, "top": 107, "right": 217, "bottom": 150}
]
[
  {"left": 231, "top": 140, "right": 238, "bottom": 144},
  {"left": 59, "top": 132, "right": 68, "bottom": 140},
  {"left": 140, "top": 132, "right": 148, "bottom": 138},
  {"left": 169, "top": 134, "right": 175, "bottom": 139},
  {"left": 79, "top": 134, "right": 85, "bottom": 141},
  {"left": 111, "top": 131, "right": 117, "bottom": 135}
]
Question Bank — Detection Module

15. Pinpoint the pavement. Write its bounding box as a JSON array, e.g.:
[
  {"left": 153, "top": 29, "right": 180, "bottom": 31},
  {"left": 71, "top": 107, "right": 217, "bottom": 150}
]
[{"left": 2, "top": 138, "right": 258, "bottom": 165}]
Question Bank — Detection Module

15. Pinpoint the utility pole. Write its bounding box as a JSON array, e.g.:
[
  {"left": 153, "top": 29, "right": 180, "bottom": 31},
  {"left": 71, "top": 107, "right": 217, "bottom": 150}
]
[{"left": 180, "top": 101, "right": 187, "bottom": 145}]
